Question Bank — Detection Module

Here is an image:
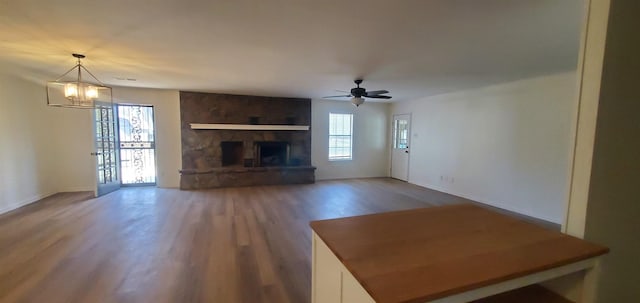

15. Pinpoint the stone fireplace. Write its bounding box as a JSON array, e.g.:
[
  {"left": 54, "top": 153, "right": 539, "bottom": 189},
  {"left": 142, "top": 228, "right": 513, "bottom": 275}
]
[{"left": 179, "top": 92, "right": 315, "bottom": 189}]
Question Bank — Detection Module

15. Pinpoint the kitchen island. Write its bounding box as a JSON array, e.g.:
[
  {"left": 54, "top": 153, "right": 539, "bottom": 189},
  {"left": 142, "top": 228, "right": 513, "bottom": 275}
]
[{"left": 310, "top": 204, "right": 608, "bottom": 303}]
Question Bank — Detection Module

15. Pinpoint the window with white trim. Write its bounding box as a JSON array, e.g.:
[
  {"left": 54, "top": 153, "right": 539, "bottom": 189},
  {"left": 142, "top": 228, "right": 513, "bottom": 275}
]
[{"left": 328, "top": 113, "right": 353, "bottom": 160}]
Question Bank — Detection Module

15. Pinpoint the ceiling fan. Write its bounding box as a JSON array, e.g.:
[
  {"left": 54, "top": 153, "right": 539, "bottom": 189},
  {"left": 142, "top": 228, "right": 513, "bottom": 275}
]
[{"left": 323, "top": 79, "right": 392, "bottom": 107}]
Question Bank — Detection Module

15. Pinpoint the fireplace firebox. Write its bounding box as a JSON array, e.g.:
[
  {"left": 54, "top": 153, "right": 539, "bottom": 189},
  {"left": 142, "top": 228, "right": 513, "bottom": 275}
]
[
  {"left": 255, "top": 141, "right": 289, "bottom": 167},
  {"left": 221, "top": 141, "right": 243, "bottom": 166}
]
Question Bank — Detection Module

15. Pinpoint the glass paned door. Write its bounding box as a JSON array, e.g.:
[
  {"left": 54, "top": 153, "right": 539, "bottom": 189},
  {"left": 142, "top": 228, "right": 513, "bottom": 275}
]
[
  {"left": 391, "top": 114, "right": 411, "bottom": 181},
  {"left": 118, "top": 105, "right": 156, "bottom": 185},
  {"left": 93, "top": 102, "right": 120, "bottom": 196}
]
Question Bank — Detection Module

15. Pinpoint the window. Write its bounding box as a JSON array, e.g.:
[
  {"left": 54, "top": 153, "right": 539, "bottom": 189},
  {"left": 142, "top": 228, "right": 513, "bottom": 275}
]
[
  {"left": 328, "top": 113, "right": 353, "bottom": 160},
  {"left": 393, "top": 118, "right": 409, "bottom": 149}
]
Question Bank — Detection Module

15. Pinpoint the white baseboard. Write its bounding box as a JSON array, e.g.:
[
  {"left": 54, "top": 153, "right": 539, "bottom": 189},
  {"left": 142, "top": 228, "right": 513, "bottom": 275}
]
[
  {"left": 0, "top": 191, "right": 57, "bottom": 215},
  {"left": 416, "top": 181, "right": 561, "bottom": 224}
]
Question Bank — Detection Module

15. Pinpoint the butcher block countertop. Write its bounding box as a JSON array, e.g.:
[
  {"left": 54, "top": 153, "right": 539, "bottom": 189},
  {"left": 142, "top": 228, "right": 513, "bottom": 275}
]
[{"left": 309, "top": 204, "right": 609, "bottom": 303}]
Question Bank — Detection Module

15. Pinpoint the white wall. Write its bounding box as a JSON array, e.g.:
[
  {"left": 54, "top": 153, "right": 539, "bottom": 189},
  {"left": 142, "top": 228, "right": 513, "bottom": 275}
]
[
  {"left": 0, "top": 67, "right": 97, "bottom": 212},
  {"left": 392, "top": 72, "right": 576, "bottom": 223},
  {"left": 0, "top": 70, "right": 56, "bottom": 213},
  {"left": 0, "top": 65, "right": 182, "bottom": 215},
  {"left": 312, "top": 99, "right": 389, "bottom": 180},
  {"left": 113, "top": 87, "right": 181, "bottom": 188}
]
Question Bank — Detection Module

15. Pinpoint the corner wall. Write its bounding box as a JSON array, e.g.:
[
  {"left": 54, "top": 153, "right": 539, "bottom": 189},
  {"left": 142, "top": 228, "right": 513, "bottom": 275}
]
[
  {"left": 0, "top": 70, "right": 56, "bottom": 213},
  {"left": 0, "top": 67, "right": 183, "bottom": 215},
  {"left": 391, "top": 72, "right": 576, "bottom": 223},
  {"left": 312, "top": 99, "right": 390, "bottom": 180},
  {"left": 0, "top": 67, "right": 95, "bottom": 213}
]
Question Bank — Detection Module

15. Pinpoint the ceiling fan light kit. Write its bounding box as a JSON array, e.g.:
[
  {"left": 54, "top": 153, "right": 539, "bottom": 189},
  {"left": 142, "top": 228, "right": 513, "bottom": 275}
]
[
  {"left": 324, "top": 79, "right": 391, "bottom": 107},
  {"left": 46, "top": 54, "right": 113, "bottom": 109},
  {"left": 351, "top": 97, "right": 365, "bottom": 107}
]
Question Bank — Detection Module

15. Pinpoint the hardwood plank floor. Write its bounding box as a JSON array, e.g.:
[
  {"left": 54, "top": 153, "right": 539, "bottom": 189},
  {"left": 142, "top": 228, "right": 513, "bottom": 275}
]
[{"left": 0, "top": 178, "right": 555, "bottom": 303}]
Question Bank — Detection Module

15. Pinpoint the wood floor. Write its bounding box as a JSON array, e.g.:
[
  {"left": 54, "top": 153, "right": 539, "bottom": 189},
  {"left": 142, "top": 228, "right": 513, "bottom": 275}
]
[{"left": 0, "top": 178, "right": 554, "bottom": 303}]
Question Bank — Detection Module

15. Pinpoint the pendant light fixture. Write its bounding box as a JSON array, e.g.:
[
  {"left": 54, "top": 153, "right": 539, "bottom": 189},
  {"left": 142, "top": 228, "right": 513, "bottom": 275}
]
[{"left": 46, "top": 53, "right": 112, "bottom": 108}]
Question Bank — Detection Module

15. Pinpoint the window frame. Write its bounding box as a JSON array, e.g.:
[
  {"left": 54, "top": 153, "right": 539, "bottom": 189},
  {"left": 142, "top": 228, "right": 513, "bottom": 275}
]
[{"left": 328, "top": 112, "right": 354, "bottom": 161}]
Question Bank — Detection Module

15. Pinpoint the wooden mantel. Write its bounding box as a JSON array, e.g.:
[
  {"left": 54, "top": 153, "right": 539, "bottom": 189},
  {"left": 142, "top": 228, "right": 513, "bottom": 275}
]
[{"left": 190, "top": 123, "right": 310, "bottom": 131}]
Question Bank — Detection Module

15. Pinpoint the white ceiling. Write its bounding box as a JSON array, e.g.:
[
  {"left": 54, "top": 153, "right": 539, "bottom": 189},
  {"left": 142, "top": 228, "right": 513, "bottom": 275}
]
[{"left": 0, "top": 0, "right": 583, "bottom": 101}]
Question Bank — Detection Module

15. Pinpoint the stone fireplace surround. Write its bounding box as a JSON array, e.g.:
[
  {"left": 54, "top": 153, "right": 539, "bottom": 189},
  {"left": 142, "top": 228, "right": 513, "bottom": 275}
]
[{"left": 179, "top": 91, "right": 315, "bottom": 189}]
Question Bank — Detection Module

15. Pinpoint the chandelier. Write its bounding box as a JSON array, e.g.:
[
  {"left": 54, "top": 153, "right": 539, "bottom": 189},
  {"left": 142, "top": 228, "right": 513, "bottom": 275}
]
[{"left": 46, "top": 53, "right": 112, "bottom": 108}]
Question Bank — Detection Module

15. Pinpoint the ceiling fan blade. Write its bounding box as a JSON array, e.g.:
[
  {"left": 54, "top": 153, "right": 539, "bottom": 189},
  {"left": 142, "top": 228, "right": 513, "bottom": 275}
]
[
  {"left": 323, "top": 94, "right": 352, "bottom": 98},
  {"left": 365, "top": 95, "right": 392, "bottom": 99},
  {"left": 364, "top": 90, "right": 389, "bottom": 96}
]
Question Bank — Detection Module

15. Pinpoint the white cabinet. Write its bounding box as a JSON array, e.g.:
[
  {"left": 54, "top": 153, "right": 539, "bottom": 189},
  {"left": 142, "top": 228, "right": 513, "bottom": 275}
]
[{"left": 312, "top": 232, "right": 375, "bottom": 303}]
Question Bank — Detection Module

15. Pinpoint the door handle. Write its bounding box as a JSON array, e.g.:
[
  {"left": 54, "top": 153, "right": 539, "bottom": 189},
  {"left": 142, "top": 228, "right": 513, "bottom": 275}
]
[
  {"left": 90, "top": 152, "right": 102, "bottom": 156},
  {"left": 405, "top": 150, "right": 409, "bottom": 154}
]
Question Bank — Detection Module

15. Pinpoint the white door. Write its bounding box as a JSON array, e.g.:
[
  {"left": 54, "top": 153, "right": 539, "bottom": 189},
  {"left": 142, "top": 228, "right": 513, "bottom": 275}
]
[{"left": 391, "top": 114, "right": 411, "bottom": 181}]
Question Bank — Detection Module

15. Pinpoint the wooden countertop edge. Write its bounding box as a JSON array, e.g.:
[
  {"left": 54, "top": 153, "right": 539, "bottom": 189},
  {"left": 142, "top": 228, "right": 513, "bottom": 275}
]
[
  {"left": 389, "top": 250, "right": 608, "bottom": 303},
  {"left": 309, "top": 206, "right": 610, "bottom": 303}
]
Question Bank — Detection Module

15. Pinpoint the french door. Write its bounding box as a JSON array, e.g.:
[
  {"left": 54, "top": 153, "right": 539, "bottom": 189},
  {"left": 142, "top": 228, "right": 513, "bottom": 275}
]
[{"left": 93, "top": 102, "right": 121, "bottom": 196}]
